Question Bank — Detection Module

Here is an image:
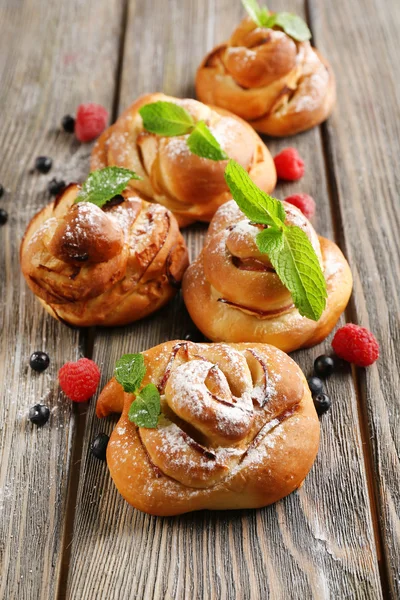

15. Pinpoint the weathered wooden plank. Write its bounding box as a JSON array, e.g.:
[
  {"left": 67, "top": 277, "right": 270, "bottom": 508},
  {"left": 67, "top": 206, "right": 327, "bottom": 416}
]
[
  {"left": 66, "top": 1, "right": 383, "bottom": 598},
  {"left": 309, "top": 0, "right": 400, "bottom": 596},
  {"left": 0, "top": 1, "right": 124, "bottom": 598}
]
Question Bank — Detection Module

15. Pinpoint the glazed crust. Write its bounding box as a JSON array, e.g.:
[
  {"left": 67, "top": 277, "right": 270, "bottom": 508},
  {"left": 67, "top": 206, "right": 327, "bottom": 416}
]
[
  {"left": 90, "top": 93, "right": 277, "bottom": 226},
  {"left": 20, "top": 185, "right": 189, "bottom": 326},
  {"left": 182, "top": 201, "right": 352, "bottom": 352},
  {"left": 196, "top": 18, "right": 336, "bottom": 136},
  {"left": 96, "top": 340, "right": 320, "bottom": 516}
]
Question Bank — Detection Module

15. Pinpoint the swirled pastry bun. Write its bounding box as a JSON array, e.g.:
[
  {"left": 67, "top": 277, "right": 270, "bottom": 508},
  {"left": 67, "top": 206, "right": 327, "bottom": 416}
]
[
  {"left": 183, "top": 200, "right": 352, "bottom": 352},
  {"left": 97, "top": 340, "right": 320, "bottom": 516},
  {"left": 90, "top": 93, "right": 277, "bottom": 226},
  {"left": 20, "top": 185, "right": 188, "bottom": 326},
  {"left": 196, "top": 17, "right": 336, "bottom": 136}
]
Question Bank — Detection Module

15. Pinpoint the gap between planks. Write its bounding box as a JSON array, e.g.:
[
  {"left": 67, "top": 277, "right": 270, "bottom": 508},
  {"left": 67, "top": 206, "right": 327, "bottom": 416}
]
[{"left": 306, "top": 1, "right": 390, "bottom": 596}]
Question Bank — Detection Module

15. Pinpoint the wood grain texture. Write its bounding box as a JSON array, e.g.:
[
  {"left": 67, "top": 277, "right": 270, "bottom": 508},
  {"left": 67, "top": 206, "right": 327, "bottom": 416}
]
[
  {"left": 309, "top": 0, "right": 400, "bottom": 596},
  {"left": 0, "top": 0, "right": 124, "bottom": 598},
  {"left": 66, "top": 1, "right": 383, "bottom": 598}
]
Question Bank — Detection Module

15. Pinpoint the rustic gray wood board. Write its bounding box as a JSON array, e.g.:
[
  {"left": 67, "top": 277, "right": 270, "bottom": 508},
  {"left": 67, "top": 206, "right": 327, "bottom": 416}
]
[
  {"left": 310, "top": 0, "right": 400, "bottom": 596},
  {"left": 66, "top": 1, "right": 383, "bottom": 598},
  {"left": 0, "top": 0, "right": 124, "bottom": 598}
]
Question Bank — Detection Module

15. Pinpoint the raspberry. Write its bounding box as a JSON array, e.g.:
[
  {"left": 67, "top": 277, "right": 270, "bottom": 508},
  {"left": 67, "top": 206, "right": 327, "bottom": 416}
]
[
  {"left": 59, "top": 358, "right": 101, "bottom": 402},
  {"left": 284, "top": 193, "right": 316, "bottom": 219},
  {"left": 274, "top": 148, "right": 305, "bottom": 181},
  {"left": 75, "top": 103, "right": 108, "bottom": 143},
  {"left": 332, "top": 324, "right": 379, "bottom": 367}
]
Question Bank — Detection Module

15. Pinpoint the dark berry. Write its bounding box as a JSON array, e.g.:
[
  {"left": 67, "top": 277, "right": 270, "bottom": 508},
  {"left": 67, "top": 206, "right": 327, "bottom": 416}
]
[
  {"left": 29, "top": 404, "right": 50, "bottom": 426},
  {"left": 314, "top": 355, "right": 335, "bottom": 377},
  {"left": 29, "top": 351, "right": 50, "bottom": 372},
  {"left": 0, "top": 183, "right": 4, "bottom": 197},
  {"left": 48, "top": 178, "right": 66, "bottom": 196},
  {"left": 307, "top": 376, "right": 324, "bottom": 396},
  {"left": 91, "top": 433, "right": 109, "bottom": 460},
  {"left": 0, "top": 208, "right": 8, "bottom": 225},
  {"left": 61, "top": 114, "right": 75, "bottom": 133},
  {"left": 35, "top": 156, "right": 53, "bottom": 174},
  {"left": 313, "top": 393, "right": 332, "bottom": 416}
]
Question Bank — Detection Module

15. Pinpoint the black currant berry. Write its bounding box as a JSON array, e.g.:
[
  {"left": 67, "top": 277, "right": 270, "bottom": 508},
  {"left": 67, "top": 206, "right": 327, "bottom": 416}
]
[
  {"left": 35, "top": 156, "right": 53, "bottom": 174},
  {"left": 91, "top": 433, "right": 109, "bottom": 461},
  {"left": 0, "top": 208, "right": 8, "bottom": 225},
  {"left": 307, "top": 376, "right": 324, "bottom": 396},
  {"left": 29, "top": 351, "right": 50, "bottom": 372},
  {"left": 48, "top": 178, "right": 66, "bottom": 196},
  {"left": 29, "top": 404, "right": 50, "bottom": 426},
  {"left": 61, "top": 114, "right": 75, "bottom": 133},
  {"left": 313, "top": 393, "right": 332, "bottom": 416},
  {"left": 314, "top": 355, "right": 335, "bottom": 377}
]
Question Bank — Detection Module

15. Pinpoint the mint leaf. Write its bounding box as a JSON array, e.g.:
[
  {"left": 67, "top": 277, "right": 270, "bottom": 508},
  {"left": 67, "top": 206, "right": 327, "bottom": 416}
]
[
  {"left": 273, "top": 13, "right": 311, "bottom": 42},
  {"left": 241, "top": 0, "right": 270, "bottom": 27},
  {"left": 259, "top": 225, "right": 327, "bottom": 321},
  {"left": 224, "top": 160, "right": 286, "bottom": 227},
  {"left": 256, "top": 227, "right": 284, "bottom": 254},
  {"left": 75, "top": 167, "right": 141, "bottom": 208},
  {"left": 187, "top": 121, "right": 228, "bottom": 161},
  {"left": 139, "top": 101, "right": 194, "bottom": 136},
  {"left": 114, "top": 353, "right": 146, "bottom": 394},
  {"left": 128, "top": 383, "right": 161, "bottom": 428}
]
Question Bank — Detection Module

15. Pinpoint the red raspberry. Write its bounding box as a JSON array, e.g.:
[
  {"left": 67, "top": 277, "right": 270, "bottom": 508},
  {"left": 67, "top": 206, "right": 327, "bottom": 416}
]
[
  {"left": 59, "top": 358, "right": 101, "bottom": 402},
  {"left": 284, "top": 193, "right": 316, "bottom": 219},
  {"left": 75, "top": 103, "right": 108, "bottom": 143},
  {"left": 274, "top": 148, "right": 305, "bottom": 181},
  {"left": 332, "top": 324, "right": 379, "bottom": 367}
]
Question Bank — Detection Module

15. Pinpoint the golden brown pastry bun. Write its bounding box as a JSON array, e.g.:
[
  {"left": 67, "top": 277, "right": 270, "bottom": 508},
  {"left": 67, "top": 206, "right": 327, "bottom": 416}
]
[
  {"left": 20, "top": 185, "right": 188, "bottom": 326},
  {"left": 196, "top": 17, "right": 336, "bottom": 136},
  {"left": 183, "top": 200, "right": 352, "bottom": 352},
  {"left": 90, "top": 93, "right": 277, "bottom": 226},
  {"left": 97, "top": 340, "right": 320, "bottom": 516}
]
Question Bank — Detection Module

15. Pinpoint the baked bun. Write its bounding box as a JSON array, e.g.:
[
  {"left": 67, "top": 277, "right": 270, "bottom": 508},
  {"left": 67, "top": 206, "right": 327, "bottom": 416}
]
[
  {"left": 183, "top": 200, "right": 352, "bottom": 352},
  {"left": 96, "top": 340, "right": 320, "bottom": 516},
  {"left": 20, "top": 185, "right": 188, "bottom": 326},
  {"left": 196, "top": 17, "right": 336, "bottom": 136},
  {"left": 91, "top": 93, "right": 277, "bottom": 226}
]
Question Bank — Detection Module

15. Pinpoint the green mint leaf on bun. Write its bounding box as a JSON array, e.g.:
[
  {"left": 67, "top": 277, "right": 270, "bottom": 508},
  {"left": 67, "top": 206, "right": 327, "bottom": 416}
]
[
  {"left": 241, "top": 0, "right": 269, "bottom": 27},
  {"left": 128, "top": 383, "right": 161, "bottom": 429},
  {"left": 187, "top": 121, "right": 228, "bottom": 161},
  {"left": 271, "top": 12, "right": 311, "bottom": 42},
  {"left": 241, "top": 0, "right": 311, "bottom": 42},
  {"left": 224, "top": 160, "right": 327, "bottom": 321},
  {"left": 139, "top": 101, "right": 195, "bottom": 136},
  {"left": 75, "top": 167, "right": 141, "bottom": 208},
  {"left": 114, "top": 353, "right": 146, "bottom": 394},
  {"left": 139, "top": 100, "right": 229, "bottom": 161},
  {"left": 224, "top": 159, "right": 285, "bottom": 227}
]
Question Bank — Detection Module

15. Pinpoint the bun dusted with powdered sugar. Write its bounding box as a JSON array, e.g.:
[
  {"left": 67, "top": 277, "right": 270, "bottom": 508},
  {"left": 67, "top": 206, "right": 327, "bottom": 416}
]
[
  {"left": 96, "top": 340, "right": 320, "bottom": 516},
  {"left": 182, "top": 200, "right": 352, "bottom": 352},
  {"left": 196, "top": 17, "right": 335, "bottom": 136},
  {"left": 90, "top": 93, "right": 277, "bottom": 227},
  {"left": 20, "top": 184, "right": 188, "bottom": 326}
]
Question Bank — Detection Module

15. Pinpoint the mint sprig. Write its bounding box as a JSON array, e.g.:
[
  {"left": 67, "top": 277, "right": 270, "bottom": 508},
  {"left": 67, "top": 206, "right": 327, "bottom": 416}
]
[
  {"left": 75, "top": 167, "right": 141, "bottom": 208},
  {"left": 139, "top": 101, "right": 228, "bottom": 162},
  {"left": 139, "top": 101, "right": 195, "bottom": 136},
  {"left": 187, "top": 121, "right": 228, "bottom": 161},
  {"left": 224, "top": 160, "right": 327, "bottom": 321},
  {"left": 241, "top": 0, "right": 311, "bottom": 42},
  {"left": 114, "top": 353, "right": 161, "bottom": 429},
  {"left": 128, "top": 383, "right": 160, "bottom": 428}
]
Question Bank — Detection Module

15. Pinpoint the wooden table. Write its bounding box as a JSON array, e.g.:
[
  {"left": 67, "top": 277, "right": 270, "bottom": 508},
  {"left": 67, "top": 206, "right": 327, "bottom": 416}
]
[{"left": 0, "top": 0, "right": 399, "bottom": 598}]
